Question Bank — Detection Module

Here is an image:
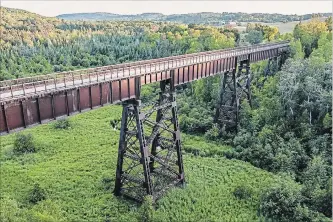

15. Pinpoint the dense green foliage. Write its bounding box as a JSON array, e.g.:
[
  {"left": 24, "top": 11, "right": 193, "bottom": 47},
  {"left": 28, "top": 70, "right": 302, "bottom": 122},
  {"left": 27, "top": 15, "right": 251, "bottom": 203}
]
[
  {"left": 246, "top": 30, "right": 264, "bottom": 44},
  {"left": 27, "top": 184, "right": 47, "bottom": 205},
  {"left": 167, "top": 17, "right": 332, "bottom": 221},
  {"left": 57, "top": 11, "right": 331, "bottom": 24},
  {"left": 1, "top": 7, "right": 238, "bottom": 80},
  {"left": 53, "top": 119, "right": 71, "bottom": 130},
  {"left": 260, "top": 184, "right": 330, "bottom": 221},
  {"left": 13, "top": 133, "right": 36, "bottom": 154}
]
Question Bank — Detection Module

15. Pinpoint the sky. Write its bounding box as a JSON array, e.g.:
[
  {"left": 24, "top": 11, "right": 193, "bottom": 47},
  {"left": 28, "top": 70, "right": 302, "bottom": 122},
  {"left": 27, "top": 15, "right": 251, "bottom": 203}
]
[{"left": 1, "top": 1, "right": 332, "bottom": 17}]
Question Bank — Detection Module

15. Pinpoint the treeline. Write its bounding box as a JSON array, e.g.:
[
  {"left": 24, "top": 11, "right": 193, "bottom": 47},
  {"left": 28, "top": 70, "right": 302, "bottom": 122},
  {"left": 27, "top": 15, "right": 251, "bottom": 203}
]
[
  {"left": 241, "top": 16, "right": 332, "bottom": 46},
  {"left": 0, "top": 28, "right": 236, "bottom": 80},
  {"left": 57, "top": 10, "right": 331, "bottom": 24}
]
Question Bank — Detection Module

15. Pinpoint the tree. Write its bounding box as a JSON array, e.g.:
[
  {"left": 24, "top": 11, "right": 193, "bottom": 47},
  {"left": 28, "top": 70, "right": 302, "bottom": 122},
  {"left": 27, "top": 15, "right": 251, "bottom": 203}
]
[
  {"left": 325, "top": 16, "right": 332, "bottom": 32},
  {"left": 246, "top": 30, "right": 263, "bottom": 44},
  {"left": 293, "top": 18, "right": 328, "bottom": 57},
  {"left": 290, "top": 39, "right": 305, "bottom": 59},
  {"left": 260, "top": 184, "right": 304, "bottom": 222}
]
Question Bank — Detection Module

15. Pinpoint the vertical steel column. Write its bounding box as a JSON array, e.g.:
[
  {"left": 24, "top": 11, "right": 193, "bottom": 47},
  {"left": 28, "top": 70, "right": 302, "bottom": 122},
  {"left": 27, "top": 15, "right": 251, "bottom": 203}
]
[
  {"left": 232, "top": 68, "right": 239, "bottom": 128},
  {"left": 245, "top": 58, "right": 252, "bottom": 107},
  {"left": 265, "top": 58, "right": 272, "bottom": 77},
  {"left": 214, "top": 71, "right": 228, "bottom": 122},
  {"left": 149, "top": 81, "right": 164, "bottom": 171},
  {"left": 171, "top": 86, "right": 185, "bottom": 184},
  {"left": 114, "top": 99, "right": 153, "bottom": 201},
  {"left": 114, "top": 104, "right": 128, "bottom": 196},
  {"left": 273, "top": 56, "right": 278, "bottom": 73}
]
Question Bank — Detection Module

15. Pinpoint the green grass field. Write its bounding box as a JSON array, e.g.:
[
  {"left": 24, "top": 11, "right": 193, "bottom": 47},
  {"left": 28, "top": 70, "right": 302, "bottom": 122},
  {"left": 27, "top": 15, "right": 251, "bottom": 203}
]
[
  {"left": 234, "top": 17, "right": 328, "bottom": 34},
  {"left": 1, "top": 105, "right": 299, "bottom": 222}
]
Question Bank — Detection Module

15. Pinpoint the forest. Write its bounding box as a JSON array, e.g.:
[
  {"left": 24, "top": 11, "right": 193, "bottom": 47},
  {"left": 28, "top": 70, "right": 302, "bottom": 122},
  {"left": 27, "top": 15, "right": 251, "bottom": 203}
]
[
  {"left": 57, "top": 11, "right": 331, "bottom": 25},
  {"left": 0, "top": 6, "right": 332, "bottom": 222}
]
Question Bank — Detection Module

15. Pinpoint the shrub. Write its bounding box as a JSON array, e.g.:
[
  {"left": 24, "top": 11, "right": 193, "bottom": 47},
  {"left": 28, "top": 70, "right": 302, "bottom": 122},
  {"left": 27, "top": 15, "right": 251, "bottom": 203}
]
[
  {"left": 260, "top": 184, "right": 303, "bottom": 222},
  {"left": 54, "top": 119, "right": 71, "bottom": 129},
  {"left": 13, "top": 133, "right": 35, "bottom": 154},
  {"left": 204, "top": 123, "right": 220, "bottom": 141},
  {"left": 294, "top": 205, "right": 331, "bottom": 222},
  {"left": 28, "top": 183, "right": 47, "bottom": 204},
  {"left": 0, "top": 196, "right": 25, "bottom": 222},
  {"left": 233, "top": 185, "right": 253, "bottom": 200}
]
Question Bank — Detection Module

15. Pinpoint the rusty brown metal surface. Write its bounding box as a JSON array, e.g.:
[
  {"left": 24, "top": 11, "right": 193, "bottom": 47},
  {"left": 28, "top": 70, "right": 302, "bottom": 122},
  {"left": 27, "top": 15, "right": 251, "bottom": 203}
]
[{"left": 0, "top": 42, "right": 290, "bottom": 134}]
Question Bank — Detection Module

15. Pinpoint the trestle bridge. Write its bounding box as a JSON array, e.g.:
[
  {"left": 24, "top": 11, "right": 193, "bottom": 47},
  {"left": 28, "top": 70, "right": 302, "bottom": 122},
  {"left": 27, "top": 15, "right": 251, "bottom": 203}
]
[{"left": 0, "top": 41, "right": 290, "bottom": 202}]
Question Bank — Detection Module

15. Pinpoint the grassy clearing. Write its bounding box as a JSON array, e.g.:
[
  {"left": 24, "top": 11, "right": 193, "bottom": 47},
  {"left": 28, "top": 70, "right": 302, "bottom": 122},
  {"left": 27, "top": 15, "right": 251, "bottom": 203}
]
[
  {"left": 1, "top": 105, "right": 298, "bottom": 221},
  {"left": 234, "top": 17, "right": 328, "bottom": 34}
]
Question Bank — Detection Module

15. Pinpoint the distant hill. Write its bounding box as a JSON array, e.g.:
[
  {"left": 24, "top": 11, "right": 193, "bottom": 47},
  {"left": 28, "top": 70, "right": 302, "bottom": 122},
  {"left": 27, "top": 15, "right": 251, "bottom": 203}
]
[
  {"left": 57, "top": 11, "right": 331, "bottom": 24},
  {"left": 57, "top": 12, "right": 165, "bottom": 21}
]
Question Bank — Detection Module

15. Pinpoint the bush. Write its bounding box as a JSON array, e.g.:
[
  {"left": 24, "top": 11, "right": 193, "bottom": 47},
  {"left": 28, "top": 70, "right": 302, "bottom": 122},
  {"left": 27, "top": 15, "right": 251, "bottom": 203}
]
[
  {"left": 13, "top": 133, "right": 35, "bottom": 154},
  {"left": 27, "top": 183, "right": 47, "bottom": 204},
  {"left": 0, "top": 196, "right": 25, "bottom": 222},
  {"left": 260, "top": 184, "right": 303, "bottom": 222},
  {"left": 294, "top": 205, "right": 331, "bottom": 222},
  {"left": 233, "top": 185, "right": 253, "bottom": 199},
  {"left": 54, "top": 119, "right": 71, "bottom": 129},
  {"left": 204, "top": 123, "right": 220, "bottom": 141}
]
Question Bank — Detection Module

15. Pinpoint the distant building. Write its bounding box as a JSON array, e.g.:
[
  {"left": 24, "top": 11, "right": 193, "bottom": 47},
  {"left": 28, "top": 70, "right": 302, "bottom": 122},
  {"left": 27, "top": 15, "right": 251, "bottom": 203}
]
[{"left": 228, "top": 21, "right": 237, "bottom": 27}]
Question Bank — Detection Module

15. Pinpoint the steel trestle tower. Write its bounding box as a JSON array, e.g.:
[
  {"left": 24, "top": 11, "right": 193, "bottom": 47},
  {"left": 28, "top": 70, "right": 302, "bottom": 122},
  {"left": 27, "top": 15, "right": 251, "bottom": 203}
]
[{"left": 114, "top": 73, "right": 185, "bottom": 202}]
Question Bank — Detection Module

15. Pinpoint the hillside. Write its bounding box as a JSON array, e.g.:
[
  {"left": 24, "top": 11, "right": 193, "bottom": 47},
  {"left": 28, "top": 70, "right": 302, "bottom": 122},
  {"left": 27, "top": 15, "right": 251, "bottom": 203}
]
[
  {"left": 57, "top": 11, "right": 331, "bottom": 24},
  {"left": 1, "top": 105, "right": 300, "bottom": 221},
  {"left": 0, "top": 6, "right": 238, "bottom": 80},
  {"left": 0, "top": 6, "right": 166, "bottom": 50}
]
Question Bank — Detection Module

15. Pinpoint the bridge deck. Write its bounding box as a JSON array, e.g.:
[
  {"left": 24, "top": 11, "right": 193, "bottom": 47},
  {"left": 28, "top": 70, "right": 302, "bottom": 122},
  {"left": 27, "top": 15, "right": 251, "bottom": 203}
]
[
  {"left": 0, "top": 41, "right": 289, "bottom": 102},
  {"left": 0, "top": 41, "right": 289, "bottom": 134}
]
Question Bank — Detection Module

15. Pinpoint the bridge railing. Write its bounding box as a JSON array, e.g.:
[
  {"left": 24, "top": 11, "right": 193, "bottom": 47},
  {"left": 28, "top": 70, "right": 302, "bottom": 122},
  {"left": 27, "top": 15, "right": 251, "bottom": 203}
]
[{"left": 0, "top": 41, "right": 289, "bottom": 100}]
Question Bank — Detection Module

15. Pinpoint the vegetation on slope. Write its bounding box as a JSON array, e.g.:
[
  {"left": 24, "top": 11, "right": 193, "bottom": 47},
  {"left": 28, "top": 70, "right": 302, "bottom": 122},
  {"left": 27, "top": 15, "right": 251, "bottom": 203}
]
[
  {"left": 1, "top": 105, "right": 303, "bottom": 222},
  {"left": 1, "top": 7, "right": 240, "bottom": 80}
]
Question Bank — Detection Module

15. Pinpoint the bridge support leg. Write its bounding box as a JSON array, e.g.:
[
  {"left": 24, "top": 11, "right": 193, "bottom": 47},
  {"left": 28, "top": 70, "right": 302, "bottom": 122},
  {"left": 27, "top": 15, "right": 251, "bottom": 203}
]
[
  {"left": 215, "top": 68, "right": 238, "bottom": 132},
  {"left": 215, "top": 60, "right": 252, "bottom": 132},
  {"left": 264, "top": 58, "right": 272, "bottom": 77},
  {"left": 114, "top": 99, "right": 153, "bottom": 201},
  {"left": 114, "top": 78, "right": 185, "bottom": 202}
]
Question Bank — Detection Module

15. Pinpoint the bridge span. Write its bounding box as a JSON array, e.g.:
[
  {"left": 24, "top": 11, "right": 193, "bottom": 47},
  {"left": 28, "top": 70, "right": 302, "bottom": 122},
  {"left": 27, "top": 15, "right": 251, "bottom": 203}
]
[
  {"left": 1, "top": 41, "right": 289, "bottom": 134},
  {"left": 1, "top": 41, "right": 290, "bottom": 202}
]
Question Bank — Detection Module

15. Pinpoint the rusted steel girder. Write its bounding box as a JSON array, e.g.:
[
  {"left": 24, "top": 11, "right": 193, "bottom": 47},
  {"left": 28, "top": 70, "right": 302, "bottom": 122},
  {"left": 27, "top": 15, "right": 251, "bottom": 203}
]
[
  {"left": 0, "top": 42, "right": 290, "bottom": 135},
  {"left": 114, "top": 73, "right": 185, "bottom": 202}
]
